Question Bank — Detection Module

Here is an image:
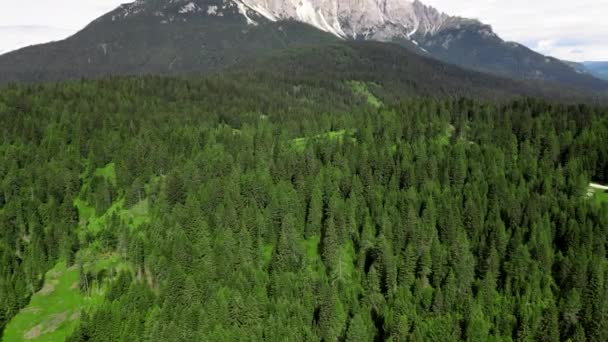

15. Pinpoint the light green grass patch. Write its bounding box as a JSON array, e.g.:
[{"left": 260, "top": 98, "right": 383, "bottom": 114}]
[
  {"left": 77, "top": 197, "right": 150, "bottom": 234},
  {"left": 587, "top": 184, "right": 608, "bottom": 206},
  {"left": 4, "top": 251, "right": 129, "bottom": 342},
  {"left": 436, "top": 124, "right": 456, "bottom": 146},
  {"left": 302, "top": 236, "right": 326, "bottom": 276},
  {"left": 262, "top": 244, "right": 274, "bottom": 267},
  {"left": 3, "top": 262, "right": 103, "bottom": 342},
  {"left": 75, "top": 163, "right": 151, "bottom": 234},
  {"left": 594, "top": 190, "right": 608, "bottom": 206},
  {"left": 348, "top": 81, "right": 382, "bottom": 108},
  {"left": 329, "top": 241, "right": 357, "bottom": 287},
  {"left": 304, "top": 236, "right": 321, "bottom": 264},
  {"left": 291, "top": 129, "right": 356, "bottom": 152},
  {"left": 120, "top": 198, "right": 150, "bottom": 228},
  {"left": 93, "top": 162, "right": 117, "bottom": 186},
  {"left": 73, "top": 197, "right": 95, "bottom": 225},
  {"left": 4, "top": 161, "right": 144, "bottom": 342}
]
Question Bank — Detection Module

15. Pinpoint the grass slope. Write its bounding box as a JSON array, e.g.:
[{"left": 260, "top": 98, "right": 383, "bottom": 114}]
[
  {"left": 75, "top": 163, "right": 150, "bottom": 234},
  {"left": 348, "top": 81, "right": 383, "bottom": 108},
  {"left": 587, "top": 183, "right": 608, "bottom": 206},
  {"left": 3, "top": 262, "right": 101, "bottom": 342},
  {"left": 595, "top": 191, "right": 608, "bottom": 206},
  {"left": 3, "top": 163, "right": 148, "bottom": 341},
  {"left": 292, "top": 130, "right": 356, "bottom": 152},
  {"left": 93, "top": 163, "right": 117, "bottom": 186}
]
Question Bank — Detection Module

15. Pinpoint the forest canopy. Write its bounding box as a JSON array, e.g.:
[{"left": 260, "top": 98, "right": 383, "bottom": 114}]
[{"left": 0, "top": 75, "right": 607, "bottom": 341}]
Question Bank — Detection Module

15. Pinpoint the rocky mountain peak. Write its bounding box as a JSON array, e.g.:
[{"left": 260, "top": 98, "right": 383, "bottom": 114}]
[
  {"left": 237, "top": 0, "right": 462, "bottom": 40},
  {"left": 107, "top": 0, "right": 475, "bottom": 42}
]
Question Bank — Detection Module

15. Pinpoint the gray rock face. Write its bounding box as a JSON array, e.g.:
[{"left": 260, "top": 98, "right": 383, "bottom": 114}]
[
  {"left": 236, "top": 0, "right": 466, "bottom": 41},
  {"left": 114, "top": 0, "right": 470, "bottom": 43},
  {"left": 226, "top": 0, "right": 606, "bottom": 89}
]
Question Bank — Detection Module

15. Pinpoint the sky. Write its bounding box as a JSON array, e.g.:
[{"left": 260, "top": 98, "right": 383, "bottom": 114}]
[{"left": 0, "top": 0, "right": 606, "bottom": 62}]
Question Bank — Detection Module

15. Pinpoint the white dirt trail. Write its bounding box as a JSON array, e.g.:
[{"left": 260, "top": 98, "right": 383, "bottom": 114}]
[{"left": 590, "top": 183, "right": 608, "bottom": 191}]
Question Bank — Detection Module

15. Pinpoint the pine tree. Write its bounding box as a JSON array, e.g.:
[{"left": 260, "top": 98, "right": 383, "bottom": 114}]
[
  {"left": 271, "top": 214, "right": 303, "bottom": 273},
  {"left": 322, "top": 214, "right": 339, "bottom": 274},
  {"left": 306, "top": 180, "right": 324, "bottom": 238}
]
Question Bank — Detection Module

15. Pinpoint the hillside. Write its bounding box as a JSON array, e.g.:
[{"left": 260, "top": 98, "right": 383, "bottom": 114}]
[
  {"left": 0, "top": 1, "right": 337, "bottom": 83},
  {"left": 1, "top": 71, "right": 608, "bottom": 341},
  {"left": 584, "top": 62, "right": 608, "bottom": 81},
  {"left": 236, "top": 41, "right": 607, "bottom": 102}
]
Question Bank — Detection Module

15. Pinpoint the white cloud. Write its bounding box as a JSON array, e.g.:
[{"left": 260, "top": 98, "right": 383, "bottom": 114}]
[
  {"left": 0, "top": 26, "right": 75, "bottom": 54},
  {"left": 0, "top": 0, "right": 125, "bottom": 28},
  {"left": 0, "top": 0, "right": 124, "bottom": 54},
  {"left": 0, "top": 0, "right": 605, "bottom": 61}
]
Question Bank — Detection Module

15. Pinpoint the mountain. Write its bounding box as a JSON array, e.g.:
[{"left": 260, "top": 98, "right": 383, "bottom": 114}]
[
  {"left": 233, "top": 41, "right": 602, "bottom": 103},
  {"left": 0, "top": 0, "right": 606, "bottom": 93},
  {"left": 583, "top": 62, "right": 608, "bottom": 81},
  {"left": 234, "top": 0, "right": 607, "bottom": 91},
  {"left": 0, "top": 0, "right": 338, "bottom": 83}
]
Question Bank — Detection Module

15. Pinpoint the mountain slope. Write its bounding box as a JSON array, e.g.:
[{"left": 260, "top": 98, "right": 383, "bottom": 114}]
[
  {"left": 0, "top": 0, "right": 337, "bottom": 83},
  {"left": 583, "top": 62, "right": 608, "bottom": 81},
  {"left": 236, "top": 41, "right": 603, "bottom": 103},
  {"left": 234, "top": 0, "right": 608, "bottom": 91},
  {"left": 414, "top": 26, "right": 607, "bottom": 91}
]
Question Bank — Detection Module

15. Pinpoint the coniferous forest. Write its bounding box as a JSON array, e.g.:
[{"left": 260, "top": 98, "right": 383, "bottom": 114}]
[{"left": 1, "top": 74, "right": 608, "bottom": 341}]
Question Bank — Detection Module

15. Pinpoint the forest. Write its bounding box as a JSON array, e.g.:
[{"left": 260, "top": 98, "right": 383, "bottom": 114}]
[{"left": 0, "top": 74, "right": 608, "bottom": 341}]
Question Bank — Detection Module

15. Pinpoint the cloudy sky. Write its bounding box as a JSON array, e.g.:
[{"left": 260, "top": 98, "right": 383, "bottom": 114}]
[{"left": 0, "top": 0, "right": 606, "bottom": 61}]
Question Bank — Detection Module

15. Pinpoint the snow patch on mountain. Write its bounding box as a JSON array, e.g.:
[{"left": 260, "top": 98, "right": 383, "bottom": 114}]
[
  {"left": 291, "top": 0, "right": 345, "bottom": 38},
  {"left": 242, "top": 2, "right": 278, "bottom": 21},
  {"left": 235, "top": 0, "right": 467, "bottom": 42},
  {"left": 207, "top": 5, "right": 219, "bottom": 15},
  {"left": 235, "top": 1, "right": 259, "bottom": 26},
  {"left": 107, "top": 0, "right": 486, "bottom": 47},
  {"left": 179, "top": 2, "right": 198, "bottom": 14}
]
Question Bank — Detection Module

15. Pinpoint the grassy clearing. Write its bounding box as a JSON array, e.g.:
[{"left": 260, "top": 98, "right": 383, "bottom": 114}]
[
  {"left": 348, "top": 81, "right": 382, "bottom": 108},
  {"left": 302, "top": 236, "right": 326, "bottom": 281},
  {"left": 122, "top": 198, "right": 150, "bottom": 228},
  {"left": 587, "top": 183, "right": 608, "bottom": 206},
  {"left": 74, "top": 197, "right": 149, "bottom": 234},
  {"left": 93, "top": 162, "right": 117, "bottom": 186},
  {"left": 75, "top": 164, "right": 150, "bottom": 234},
  {"left": 390, "top": 124, "right": 455, "bottom": 154},
  {"left": 588, "top": 188, "right": 608, "bottom": 206},
  {"left": 594, "top": 190, "right": 608, "bottom": 206},
  {"left": 5, "top": 163, "right": 144, "bottom": 341},
  {"left": 292, "top": 129, "right": 356, "bottom": 152},
  {"left": 3, "top": 261, "right": 106, "bottom": 342},
  {"left": 334, "top": 242, "right": 356, "bottom": 283},
  {"left": 262, "top": 244, "right": 274, "bottom": 267},
  {"left": 436, "top": 124, "right": 456, "bottom": 146},
  {"left": 304, "top": 236, "right": 321, "bottom": 263}
]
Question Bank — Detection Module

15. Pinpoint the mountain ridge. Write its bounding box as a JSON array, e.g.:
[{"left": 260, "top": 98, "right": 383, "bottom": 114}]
[
  {"left": 583, "top": 61, "right": 608, "bottom": 81},
  {"left": 220, "top": 0, "right": 606, "bottom": 89},
  {"left": 0, "top": 0, "right": 606, "bottom": 94}
]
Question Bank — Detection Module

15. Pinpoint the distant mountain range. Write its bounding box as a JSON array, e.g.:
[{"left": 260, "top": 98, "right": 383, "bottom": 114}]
[
  {"left": 564, "top": 61, "right": 608, "bottom": 81},
  {"left": 0, "top": 0, "right": 606, "bottom": 95},
  {"left": 582, "top": 62, "right": 608, "bottom": 81}
]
